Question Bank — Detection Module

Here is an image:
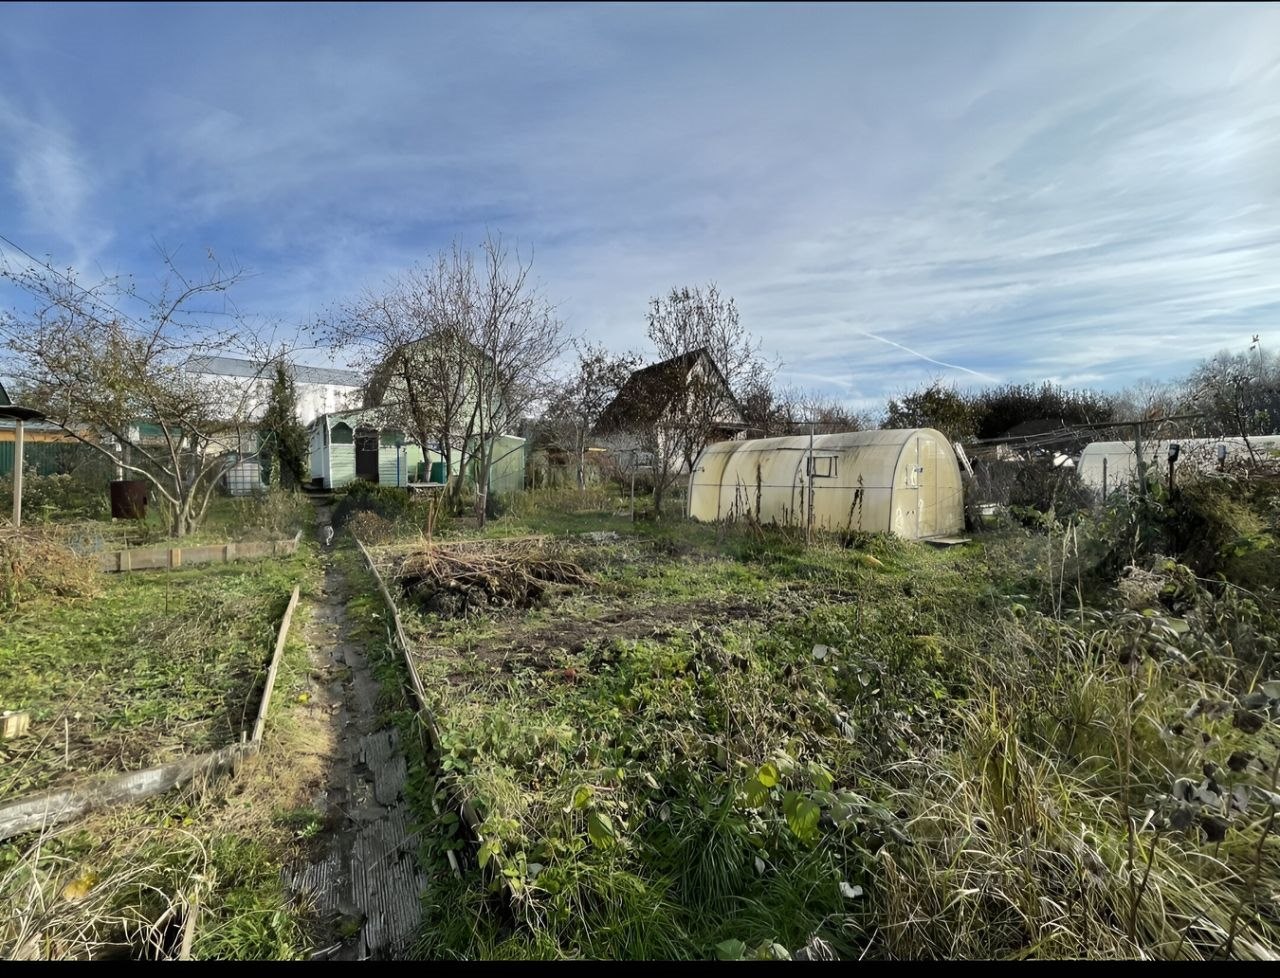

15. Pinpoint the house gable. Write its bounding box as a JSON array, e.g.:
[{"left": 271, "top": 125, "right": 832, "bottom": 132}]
[{"left": 594, "top": 347, "right": 744, "bottom": 436}]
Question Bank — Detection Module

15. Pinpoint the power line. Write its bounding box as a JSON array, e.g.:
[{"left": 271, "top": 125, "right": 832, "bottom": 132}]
[
  {"left": 968, "top": 413, "right": 1206, "bottom": 447},
  {"left": 0, "top": 230, "right": 151, "bottom": 333}
]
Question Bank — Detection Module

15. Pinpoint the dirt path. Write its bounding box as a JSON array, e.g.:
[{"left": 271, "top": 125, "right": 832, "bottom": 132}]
[{"left": 286, "top": 503, "right": 426, "bottom": 960}]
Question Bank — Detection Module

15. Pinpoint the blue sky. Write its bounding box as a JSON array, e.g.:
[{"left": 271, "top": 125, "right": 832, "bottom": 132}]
[{"left": 1, "top": 2, "right": 1277, "bottom": 412}]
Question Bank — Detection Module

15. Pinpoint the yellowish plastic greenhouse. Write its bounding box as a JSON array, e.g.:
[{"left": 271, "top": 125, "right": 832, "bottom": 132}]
[{"left": 687, "top": 428, "right": 964, "bottom": 539}]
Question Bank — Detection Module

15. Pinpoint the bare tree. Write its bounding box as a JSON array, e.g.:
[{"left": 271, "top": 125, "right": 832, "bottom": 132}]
[
  {"left": 543, "top": 341, "right": 641, "bottom": 489},
  {"left": 1186, "top": 343, "right": 1280, "bottom": 463},
  {"left": 742, "top": 381, "right": 869, "bottom": 437},
  {"left": 0, "top": 248, "right": 283, "bottom": 537},
  {"left": 1111, "top": 378, "right": 1186, "bottom": 425},
  {"left": 326, "top": 246, "right": 477, "bottom": 501},
  {"left": 644, "top": 283, "right": 771, "bottom": 472},
  {"left": 468, "top": 233, "right": 567, "bottom": 524},
  {"left": 326, "top": 235, "right": 563, "bottom": 524}
]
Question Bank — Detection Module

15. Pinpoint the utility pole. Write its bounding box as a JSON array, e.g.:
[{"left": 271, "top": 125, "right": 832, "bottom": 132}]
[
  {"left": 12, "top": 418, "right": 24, "bottom": 528},
  {"left": 806, "top": 422, "right": 815, "bottom": 546},
  {"left": 1133, "top": 421, "right": 1144, "bottom": 498}
]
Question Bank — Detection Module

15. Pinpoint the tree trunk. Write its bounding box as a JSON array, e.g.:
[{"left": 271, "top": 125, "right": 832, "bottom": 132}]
[
  {"left": 576, "top": 425, "right": 586, "bottom": 491},
  {"left": 475, "top": 437, "right": 492, "bottom": 527}
]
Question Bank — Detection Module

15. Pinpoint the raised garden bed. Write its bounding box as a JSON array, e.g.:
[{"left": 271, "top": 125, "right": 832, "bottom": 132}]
[
  {"left": 97, "top": 530, "right": 303, "bottom": 573},
  {"left": 0, "top": 557, "right": 307, "bottom": 798}
]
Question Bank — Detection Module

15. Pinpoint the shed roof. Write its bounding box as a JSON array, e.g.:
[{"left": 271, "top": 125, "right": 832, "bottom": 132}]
[
  {"left": 188, "top": 355, "right": 363, "bottom": 388},
  {"left": 309, "top": 407, "right": 396, "bottom": 430},
  {"left": 0, "top": 379, "right": 44, "bottom": 421}
]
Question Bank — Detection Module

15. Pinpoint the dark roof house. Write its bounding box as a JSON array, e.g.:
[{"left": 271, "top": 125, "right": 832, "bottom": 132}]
[{"left": 595, "top": 347, "right": 745, "bottom": 437}]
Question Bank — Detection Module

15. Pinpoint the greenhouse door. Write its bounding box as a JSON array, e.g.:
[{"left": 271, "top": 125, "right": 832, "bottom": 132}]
[{"left": 915, "top": 437, "right": 938, "bottom": 538}]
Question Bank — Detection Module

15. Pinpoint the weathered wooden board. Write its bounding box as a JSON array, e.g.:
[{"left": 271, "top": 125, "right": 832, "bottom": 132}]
[
  {"left": 354, "top": 536, "right": 465, "bottom": 876},
  {"left": 0, "top": 742, "right": 253, "bottom": 841},
  {"left": 251, "top": 584, "right": 302, "bottom": 743},
  {"left": 98, "top": 529, "right": 303, "bottom": 573}
]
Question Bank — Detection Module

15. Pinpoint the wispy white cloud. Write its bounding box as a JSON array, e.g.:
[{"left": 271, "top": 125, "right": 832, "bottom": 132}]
[
  {"left": 0, "top": 2, "right": 1277, "bottom": 411},
  {"left": 0, "top": 97, "right": 112, "bottom": 267}
]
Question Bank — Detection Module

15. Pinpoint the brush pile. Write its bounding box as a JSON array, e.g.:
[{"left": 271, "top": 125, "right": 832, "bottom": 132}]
[
  {"left": 395, "top": 538, "right": 591, "bottom": 618},
  {"left": 0, "top": 529, "right": 100, "bottom": 612}
]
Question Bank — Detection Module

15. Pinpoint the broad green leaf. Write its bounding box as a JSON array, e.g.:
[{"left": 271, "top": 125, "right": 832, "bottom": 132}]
[
  {"left": 477, "top": 838, "right": 501, "bottom": 868},
  {"left": 809, "top": 764, "right": 834, "bottom": 792},
  {"left": 743, "top": 778, "right": 769, "bottom": 809},
  {"left": 587, "top": 810, "right": 615, "bottom": 849},
  {"left": 573, "top": 785, "right": 593, "bottom": 810},
  {"left": 757, "top": 762, "right": 779, "bottom": 788},
  {"left": 783, "top": 791, "right": 821, "bottom": 841},
  {"left": 716, "top": 939, "right": 747, "bottom": 961}
]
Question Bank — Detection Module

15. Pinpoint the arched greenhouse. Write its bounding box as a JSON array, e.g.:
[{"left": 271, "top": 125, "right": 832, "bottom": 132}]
[{"left": 687, "top": 428, "right": 965, "bottom": 539}]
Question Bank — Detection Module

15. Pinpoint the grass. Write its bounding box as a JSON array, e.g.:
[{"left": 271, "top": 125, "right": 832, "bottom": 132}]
[
  {"left": 358, "top": 484, "right": 1280, "bottom": 961},
  {"left": 9, "top": 478, "right": 1280, "bottom": 960},
  {"left": 0, "top": 526, "right": 329, "bottom": 960},
  {"left": 0, "top": 553, "right": 312, "bottom": 797},
  {"left": 35, "top": 491, "right": 311, "bottom": 555},
  {"left": 369, "top": 516, "right": 999, "bottom": 959}
]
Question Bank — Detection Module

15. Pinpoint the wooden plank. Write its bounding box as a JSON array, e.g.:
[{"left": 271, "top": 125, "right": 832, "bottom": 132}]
[
  {"left": 1, "top": 710, "right": 31, "bottom": 739},
  {"left": 355, "top": 538, "right": 423, "bottom": 704},
  {"left": 99, "top": 536, "right": 296, "bottom": 573},
  {"left": 0, "top": 743, "right": 254, "bottom": 841},
  {"left": 354, "top": 535, "right": 462, "bottom": 877},
  {"left": 251, "top": 585, "right": 302, "bottom": 743},
  {"left": 135, "top": 550, "right": 166, "bottom": 570}
]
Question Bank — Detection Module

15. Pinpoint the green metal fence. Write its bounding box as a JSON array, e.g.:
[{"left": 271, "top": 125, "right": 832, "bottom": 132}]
[{"left": 0, "top": 440, "right": 116, "bottom": 479}]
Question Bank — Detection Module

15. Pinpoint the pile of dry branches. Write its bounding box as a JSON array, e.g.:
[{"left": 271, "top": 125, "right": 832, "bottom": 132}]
[
  {"left": 395, "top": 538, "right": 590, "bottom": 616},
  {"left": 0, "top": 530, "right": 100, "bottom": 612}
]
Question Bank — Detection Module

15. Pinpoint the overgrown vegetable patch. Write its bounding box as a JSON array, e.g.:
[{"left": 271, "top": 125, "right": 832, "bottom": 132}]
[
  {"left": 1, "top": 546, "right": 329, "bottom": 961},
  {"left": 370, "top": 527, "right": 996, "bottom": 959},
  {"left": 361, "top": 484, "right": 1280, "bottom": 961},
  {"left": 0, "top": 557, "right": 306, "bottom": 797}
]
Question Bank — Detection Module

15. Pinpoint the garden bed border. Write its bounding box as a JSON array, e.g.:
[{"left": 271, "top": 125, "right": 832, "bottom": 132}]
[
  {"left": 0, "top": 584, "right": 302, "bottom": 841},
  {"left": 97, "top": 529, "right": 303, "bottom": 573},
  {"left": 354, "top": 536, "right": 476, "bottom": 876}
]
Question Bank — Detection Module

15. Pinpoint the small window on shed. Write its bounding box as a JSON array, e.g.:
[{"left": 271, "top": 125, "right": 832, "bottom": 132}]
[
  {"left": 380, "top": 429, "right": 404, "bottom": 448},
  {"left": 807, "top": 455, "right": 837, "bottom": 478},
  {"left": 331, "top": 422, "right": 354, "bottom": 445}
]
